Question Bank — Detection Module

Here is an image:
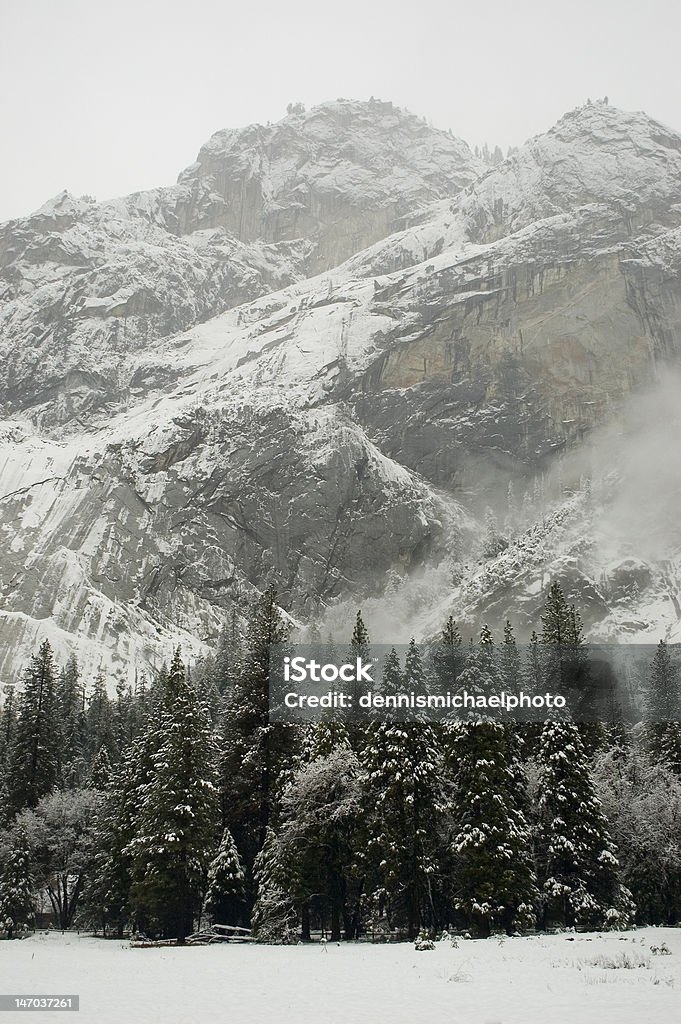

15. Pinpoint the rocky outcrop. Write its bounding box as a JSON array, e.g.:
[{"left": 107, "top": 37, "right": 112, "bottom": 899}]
[
  {"left": 0, "top": 101, "right": 479, "bottom": 428},
  {"left": 178, "top": 99, "right": 481, "bottom": 271}
]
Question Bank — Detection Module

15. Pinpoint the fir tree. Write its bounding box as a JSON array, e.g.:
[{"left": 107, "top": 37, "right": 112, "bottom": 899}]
[
  {"left": 645, "top": 641, "right": 681, "bottom": 773},
  {"left": 500, "top": 621, "right": 521, "bottom": 696},
  {"left": 346, "top": 610, "right": 371, "bottom": 747},
  {"left": 84, "top": 725, "right": 161, "bottom": 936},
  {"left": 448, "top": 645, "right": 537, "bottom": 936},
  {"left": 126, "top": 649, "right": 219, "bottom": 941},
  {"left": 0, "top": 825, "right": 34, "bottom": 938},
  {"left": 305, "top": 712, "right": 351, "bottom": 761},
  {"left": 535, "top": 720, "right": 634, "bottom": 929},
  {"left": 221, "top": 586, "right": 295, "bottom": 872},
  {"left": 85, "top": 671, "right": 115, "bottom": 763},
  {"left": 112, "top": 679, "right": 135, "bottom": 757},
  {"left": 90, "top": 745, "right": 113, "bottom": 790},
  {"left": 541, "top": 582, "right": 602, "bottom": 751},
  {"left": 6, "top": 640, "right": 61, "bottom": 815},
  {"left": 251, "top": 827, "right": 297, "bottom": 943},
  {"left": 203, "top": 826, "right": 246, "bottom": 925},
  {"left": 359, "top": 643, "right": 445, "bottom": 938},
  {"left": 431, "top": 616, "right": 464, "bottom": 697},
  {"left": 58, "top": 655, "right": 86, "bottom": 782}
]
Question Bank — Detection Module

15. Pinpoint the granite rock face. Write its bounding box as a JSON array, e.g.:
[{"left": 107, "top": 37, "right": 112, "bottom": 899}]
[
  {"left": 0, "top": 100, "right": 480, "bottom": 428},
  {"left": 1, "top": 100, "right": 681, "bottom": 682}
]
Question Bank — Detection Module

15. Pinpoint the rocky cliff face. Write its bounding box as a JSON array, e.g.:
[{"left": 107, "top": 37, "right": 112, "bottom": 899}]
[
  {"left": 0, "top": 100, "right": 480, "bottom": 428},
  {"left": 1, "top": 99, "right": 680, "bottom": 684}
]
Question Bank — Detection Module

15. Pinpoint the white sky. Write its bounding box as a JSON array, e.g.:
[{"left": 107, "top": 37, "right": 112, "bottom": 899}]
[{"left": 1, "top": 0, "right": 680, "bottom": 223}]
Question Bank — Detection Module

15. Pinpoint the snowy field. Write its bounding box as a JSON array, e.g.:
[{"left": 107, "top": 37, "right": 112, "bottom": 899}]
[{"left": 2, "top": 929, "right": 680, "bottom": 1024}]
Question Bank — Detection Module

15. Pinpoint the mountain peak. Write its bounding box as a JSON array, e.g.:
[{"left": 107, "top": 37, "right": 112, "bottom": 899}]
[
  {"left": 176, "top": 98, "right": 481, "bottom": 270},
  {"left": 450, "top": 101, "right": 681, "bottom": 246}
]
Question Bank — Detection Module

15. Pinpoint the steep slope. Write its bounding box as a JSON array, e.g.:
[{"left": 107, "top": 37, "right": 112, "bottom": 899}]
[
  {"left": 0, "top": 100, "right": 480, "bottom": 428},
  {"left": 1, "top": 100, "right": 681, "bottom": 684}
]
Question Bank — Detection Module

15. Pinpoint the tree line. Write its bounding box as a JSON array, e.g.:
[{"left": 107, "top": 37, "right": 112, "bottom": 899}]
[{"left": 1, "top": 582, "right": 680, "bottom": 943}]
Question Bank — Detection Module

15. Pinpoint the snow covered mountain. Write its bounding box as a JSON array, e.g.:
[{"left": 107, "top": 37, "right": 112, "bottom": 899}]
[{"left": 1, "top": 98, "right": 680, "bottom": 684}]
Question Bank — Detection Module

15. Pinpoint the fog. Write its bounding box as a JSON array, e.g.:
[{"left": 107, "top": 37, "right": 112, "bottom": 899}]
[
  {"left": 316, "top": 371, "right": 681, "bottom": 644},
  {"left": 1, "top": 0, "right": 681, "bottom": 221}
]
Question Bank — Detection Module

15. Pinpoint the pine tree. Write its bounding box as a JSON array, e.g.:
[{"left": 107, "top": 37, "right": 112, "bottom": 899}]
[
  {"left": 220, "top": 586, "right": 295, "bottom": 872},
  {"left": 345, "top": 610, "right": 371, "bottom": 747},
  {"left": 112, "top": 679, "right": 134, "bottom": 758},
  {"left": 500, "top": 621, "right": 521, "bottom": 695},
  {"left": 85, "top": 671, "right": 115, "bottom": 763},
  {"left": 58, "top": 655, "right": 86, "bottom": 783},
  {"left": 541, "top": 582, "right": 602, "bottom": 751},
  {"left": 305, "top": 713, "right": 351, "bottom": 761},
  {"left": 535, "top": 720, "right": 634, "bottom": 929},
  {"left": 84, "top": 725, "right": 161, "bottom": 936},
  {"left": 6, "top": 640, "right": 61, "bottom": 815},
  {"left": 431, "top": 616, "right": 464, "bottom": 697},
  {"left": 251, "top": 827, "right": 297, "bottom": 943},
  {"left": 126, "top": 649, "right": 219, "bottom": 941},
  {"left": 645, "top": 641, "right": 681, "bottom": 773},
  {"left": 203, "top": 827, "right": 246, "bottom": 925},
  {"left": 90, "top": 745, "right": 113, "bottom": 790},
  {"left": 359, "top": 643, "right": 445, "bottom": 939},
  {"left": 448, "top": 646, "right": 537, "bottom": 936},
  {"left": 0, "top": 684, "right": 18, "bottom": 812},
  {"left": 0, "top": 825, "right": 34, "bottom": 938}
]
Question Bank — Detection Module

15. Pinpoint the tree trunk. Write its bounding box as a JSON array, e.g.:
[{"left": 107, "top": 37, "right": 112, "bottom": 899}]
[
  {"left": 330, "top": 901, "right": 341, "bottom": 941},
  {"left": 301, "top": 902, "right": 311, "bottom": 941}
]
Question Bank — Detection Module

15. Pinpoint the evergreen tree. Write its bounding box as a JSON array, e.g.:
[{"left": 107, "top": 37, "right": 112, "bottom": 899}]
[
  {"left": 0, "top": 825, "right": 34, "bottom": 938},
  {"left": 251, "top": 827, "right": 297, "bottom": 943},
  {"left": 359, "top": 643, "right": 445, "bottom": 938},
  {"left": 535, "top": 720, "right": 634, "bottom": 929},
  {"left": 90, "top": 745, "right": 113, "bottom": 790},
  {"left": 58, "top": 655, "right": 86, "bottom": 782},
  {"left": 541, "top": 582, "right": 602, "bottom": 751},
  {"left": 203, "top": 826, "right": 246, "bottom": 925},
  {"left": 431, "top": 616, "right": 464, "bottom": 697},
  {"left": 305, "top": 712, "right": 351, "bottom": 761},
  {"left": 345, "top": 610, "right": 371, "bottom": 747},
  {"left": 500, "top": 621, "right": 521, "bottom": 695},
  {"left": 84, "top": 725, "right": 161, "bottom": 936},
  {"left": 0, "top": 684, "right": 18, "bottom": 819},
  {"left": 214, "top": 618, "right": 238, "bottom": 697},
  {"left": 6, "top": 640, "right": 61, "bottom": 815},
  {"left": 126, "top": 649, "right": 219, "bottom": 941},
  {"left": 112, "top": 678, "right": 134, "bottom": 758},
  {"left": 448, "top": 645, "right": 537, "bottom": 936},
  {"left": 0, "top": 684, "right": 17, "bottom": 762},
  {"left": 645, "top": 641, "right": 681, "bottom": 773},
  {"left": 221, "top": 586, "right": 295, "bottom": 871},
  {"left": 85, "top": 671, "right": 115, "bottom": 763}
]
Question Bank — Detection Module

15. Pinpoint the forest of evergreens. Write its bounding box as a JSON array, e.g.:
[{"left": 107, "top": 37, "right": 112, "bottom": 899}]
[{"left": 1, "top": 582, "right": 680, "bottom": 944}]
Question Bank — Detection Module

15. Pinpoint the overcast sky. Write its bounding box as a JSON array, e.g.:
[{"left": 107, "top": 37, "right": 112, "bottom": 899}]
[{"left": 1, "top": 0, "right": 680, "bottom": 223}]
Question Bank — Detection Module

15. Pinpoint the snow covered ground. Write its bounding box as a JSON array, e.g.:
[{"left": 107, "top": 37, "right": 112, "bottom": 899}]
[{"left": 2, "top": 928, "right": 680, "bottom": 1024}]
